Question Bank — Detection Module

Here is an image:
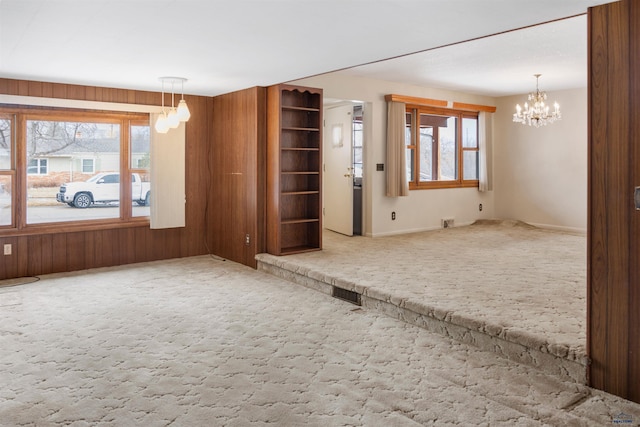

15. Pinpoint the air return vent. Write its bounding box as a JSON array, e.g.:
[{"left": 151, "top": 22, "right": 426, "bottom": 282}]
[
  {"left": 332, "top": 286, "right": 361, "bottom": 306},
  {"left": 442, "top": 218, "right": 455, "bottom": 228}
]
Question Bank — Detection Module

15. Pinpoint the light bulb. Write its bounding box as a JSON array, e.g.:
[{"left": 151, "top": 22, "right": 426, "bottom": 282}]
[
  {"left": 155, "top": 113, "right": 169, "bottom": 133},
  {"left": 167, "top": 108, "right": 180, "bottom": 129},
  {"left": 176, "top": 99, "right": 191, "bottom": 122}
]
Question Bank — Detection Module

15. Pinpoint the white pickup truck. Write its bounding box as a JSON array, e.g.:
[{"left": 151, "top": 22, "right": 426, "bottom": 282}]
[{"left": 56, "top": 172, "right": 151, "bottom": 208}]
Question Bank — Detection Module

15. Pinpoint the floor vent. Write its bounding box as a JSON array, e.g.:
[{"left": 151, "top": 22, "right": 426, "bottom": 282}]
[
  {"left": 332, "top": 286, "right": 361, "bottom": 306},
  {"left": 442, "top": 218, "right": 455, "bottom": 228}
]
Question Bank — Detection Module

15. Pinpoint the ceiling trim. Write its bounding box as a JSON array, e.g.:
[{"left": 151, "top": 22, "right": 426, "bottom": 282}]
[
  {"left": 452, "top": 102, "right": 497, "bottom": 113},
  {"left": 385, "top": 94, "right": 448, "bottom": 107}
]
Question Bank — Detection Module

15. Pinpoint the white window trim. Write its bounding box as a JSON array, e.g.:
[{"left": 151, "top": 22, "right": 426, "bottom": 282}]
[
  {"left": 150, "top": 113, "right": 185, "bottom": 229},
  {"left": 0, "top": 95, "right": 163, "bottom": 114},
  {"left": 81, "top": 158, "right": 95, "bottom": 174},
  {"left": 27, "top": 158, "right": 48, "bottom": 175}
]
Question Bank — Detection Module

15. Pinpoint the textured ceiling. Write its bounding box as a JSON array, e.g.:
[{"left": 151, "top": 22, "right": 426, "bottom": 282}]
[
  {"left": 336, "top": 15, "right": 588, "bottom": 97},
  {"left": 0, "top": 1, "right": 615, "bottom": 97}
]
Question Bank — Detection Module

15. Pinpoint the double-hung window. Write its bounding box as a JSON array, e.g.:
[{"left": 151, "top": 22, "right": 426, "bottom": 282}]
[{"left": 405, "top": 105, "right": 479, "bottom": 189}]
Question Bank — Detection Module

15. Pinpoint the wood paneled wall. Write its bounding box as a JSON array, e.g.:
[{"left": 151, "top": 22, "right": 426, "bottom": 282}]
[
  {"left": 0, "top": 78, "right": 212, "bottom": 280},
  {"left": 631, "top": 1, "right": 640, "bottom": 404},
  {"left": 588, "top": 0, "right": 640, "bottom": 403},
  {"left": 209, "top": 87, "right": 266, "bottom": 268}
]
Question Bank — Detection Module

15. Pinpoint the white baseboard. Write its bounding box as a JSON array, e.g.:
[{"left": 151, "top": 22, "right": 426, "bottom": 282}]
[
  {"left": 367, "top": 221, "right": 476, "bottom": 238},
  {"left": 362, "top": 220, "right": 585, "bottom": 238}
]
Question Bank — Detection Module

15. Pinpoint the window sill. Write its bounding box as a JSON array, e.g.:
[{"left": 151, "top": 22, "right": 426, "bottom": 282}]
[
  {"left": 0, "top": 217, "right": 150, "bottom": 237},
  {"left": 409, "top": 181, "right": 479, "bottom": 190}
]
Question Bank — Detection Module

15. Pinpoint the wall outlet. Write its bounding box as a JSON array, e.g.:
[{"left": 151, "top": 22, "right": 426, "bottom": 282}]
[
  {"left": 391, "top": 211, "right": 396, "bottom": 220},
  {"left": 4, "top": 244, "right": 11, "bottom": 255},
  {"left": 442, "top": 218, "right": 455, "bottom": 229}
]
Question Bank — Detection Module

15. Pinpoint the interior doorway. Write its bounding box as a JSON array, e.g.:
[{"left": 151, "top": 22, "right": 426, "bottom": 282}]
[{"left": 323, "top": 101, "right": 364, "bottom": 236}]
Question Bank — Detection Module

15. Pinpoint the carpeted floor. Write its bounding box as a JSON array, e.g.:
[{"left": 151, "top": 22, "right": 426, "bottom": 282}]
[
  {"left": 257, "top": 220, "right": 588, "bottom": 380},
  {"left": 1, "top": 252, "right": 639, "bottom": 425},
  {"left": 267, "top": 220, "right": 586, "bottom": 351}
]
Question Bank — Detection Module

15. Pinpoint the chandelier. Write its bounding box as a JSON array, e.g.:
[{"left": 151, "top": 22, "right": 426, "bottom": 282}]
[
  {"left": 155, "top": 77, "right": 191, "bottom": 134},
  {"left": 512, "top": 74, "right": 561, "bottom": 127}
]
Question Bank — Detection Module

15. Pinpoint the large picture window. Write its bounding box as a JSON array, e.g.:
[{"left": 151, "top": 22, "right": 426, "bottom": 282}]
[
  {"left": 405, "top": 106, "right": 479, "bottom": 189},
  {"left": 0, "top": 107, "right": 150, "bottom": 229}
]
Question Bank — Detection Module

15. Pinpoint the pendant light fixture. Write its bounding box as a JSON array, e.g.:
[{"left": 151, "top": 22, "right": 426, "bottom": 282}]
[
  {"left": 512, "top": 74, "right": 561, "bottom": 127},
  {"left": 176, "top": 78, "right": 191, "bottom": 122},
  {"left": 155, "top": 77, "right": 190, "bottom": 133},
  {"left": 154, "top": 78, "right": 170, "bottom": 134}
]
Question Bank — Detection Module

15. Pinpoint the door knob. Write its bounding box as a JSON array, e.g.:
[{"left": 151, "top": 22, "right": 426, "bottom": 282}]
[{"left": 635, "top": 186, "right": 640, "bottom": 210}]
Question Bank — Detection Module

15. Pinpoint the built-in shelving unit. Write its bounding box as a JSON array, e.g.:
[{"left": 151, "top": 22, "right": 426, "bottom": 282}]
[{"left": 267, "top": 84, "right": 322, "bottom": 255}]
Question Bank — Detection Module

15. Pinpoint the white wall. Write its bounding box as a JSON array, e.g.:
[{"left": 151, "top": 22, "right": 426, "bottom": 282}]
[
  {"left": 291, "top": 74, "right": 587, "bottom": 236},
  {"left": 493, "top": 87, "right": 587, "bottom": 232},
  {"left": 292, "top": 73, "right": 497, "bottom": 237}
]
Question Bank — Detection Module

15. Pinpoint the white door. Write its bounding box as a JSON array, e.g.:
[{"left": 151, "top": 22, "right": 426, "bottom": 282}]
[{"left": 323, "top": 104, "right": 354, "bottom": 236}]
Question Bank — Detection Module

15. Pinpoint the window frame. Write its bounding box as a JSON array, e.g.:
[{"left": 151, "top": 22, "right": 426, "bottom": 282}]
[
  {"left": 0, "top": 106, "right": 150, "bottom": 235},
  {"left": 405, "top": 105, "right": 479, "bottom": 190},
  {"left": 27, "top": 158, "right": 48, "bottom": 175},
  {"left": 352, "top": 109, "right": 363, "bottom": 179},
  {"left": 0, "top": 113, "right": 15, "bottom": 228},
  {"left": 81, "top": 158, "right": 96, "bottom": 174},
  {"left": 461, "top": 116, "right": 480, "bottom": 181}
]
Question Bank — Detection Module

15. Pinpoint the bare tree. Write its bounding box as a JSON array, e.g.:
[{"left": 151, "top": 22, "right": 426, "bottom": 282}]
[
  {"left": 27, "top": 121, "right": 101, "bottom": 157},
  {"left": 0, "top": 118, "right": 10, "bottom": 151}
]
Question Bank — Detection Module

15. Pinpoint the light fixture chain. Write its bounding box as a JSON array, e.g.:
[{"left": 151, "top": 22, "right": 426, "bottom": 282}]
[{"left": 155, "top": 77, "right": 190, "bottom": 133}]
